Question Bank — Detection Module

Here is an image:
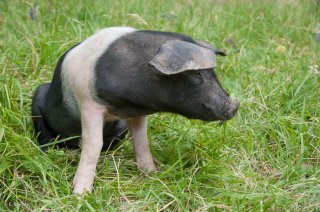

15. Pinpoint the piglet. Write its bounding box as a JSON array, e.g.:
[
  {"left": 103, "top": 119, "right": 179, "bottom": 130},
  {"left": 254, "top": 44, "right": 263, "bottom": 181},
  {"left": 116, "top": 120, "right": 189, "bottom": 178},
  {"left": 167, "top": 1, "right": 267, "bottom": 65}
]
[{"left": 32, "top": 27, "right": 240, "bottom": 194}]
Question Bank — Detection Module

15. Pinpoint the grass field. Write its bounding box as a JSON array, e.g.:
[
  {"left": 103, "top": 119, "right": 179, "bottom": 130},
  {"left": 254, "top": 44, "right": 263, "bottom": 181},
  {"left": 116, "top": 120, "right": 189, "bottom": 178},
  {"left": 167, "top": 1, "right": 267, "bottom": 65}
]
[{"left": 1, "top": 0, "right": 320, "bottom": 210}]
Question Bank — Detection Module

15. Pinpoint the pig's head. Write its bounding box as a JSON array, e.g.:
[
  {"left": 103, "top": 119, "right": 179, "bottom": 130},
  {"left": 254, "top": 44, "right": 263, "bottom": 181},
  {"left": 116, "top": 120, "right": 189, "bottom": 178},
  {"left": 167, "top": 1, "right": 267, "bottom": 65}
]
[{"left": 148, "top": 39, "right": 240, "bottom": 121}]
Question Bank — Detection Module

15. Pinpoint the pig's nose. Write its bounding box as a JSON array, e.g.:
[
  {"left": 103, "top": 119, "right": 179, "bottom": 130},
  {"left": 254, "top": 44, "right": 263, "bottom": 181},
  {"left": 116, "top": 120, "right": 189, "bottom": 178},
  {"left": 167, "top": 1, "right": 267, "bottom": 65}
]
[{"left": 227, "top": 99, "right": 240, "bottom": 119}]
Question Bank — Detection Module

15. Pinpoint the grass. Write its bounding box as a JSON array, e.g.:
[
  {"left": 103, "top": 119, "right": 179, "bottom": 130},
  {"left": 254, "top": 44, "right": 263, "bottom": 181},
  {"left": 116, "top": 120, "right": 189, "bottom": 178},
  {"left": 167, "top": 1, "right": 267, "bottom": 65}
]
[{"left": 0, "top": 0, "right": 319, "bottom": 210}]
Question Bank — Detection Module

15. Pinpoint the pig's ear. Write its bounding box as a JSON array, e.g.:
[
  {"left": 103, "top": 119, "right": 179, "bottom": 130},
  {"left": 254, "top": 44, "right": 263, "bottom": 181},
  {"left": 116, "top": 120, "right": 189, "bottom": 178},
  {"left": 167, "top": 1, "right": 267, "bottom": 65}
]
[
  {"left": 149, "top": 40, "right": 217, "bottom": 75},
  {"left": 195, "top": 40, "right": 227, "bottom": 56}
]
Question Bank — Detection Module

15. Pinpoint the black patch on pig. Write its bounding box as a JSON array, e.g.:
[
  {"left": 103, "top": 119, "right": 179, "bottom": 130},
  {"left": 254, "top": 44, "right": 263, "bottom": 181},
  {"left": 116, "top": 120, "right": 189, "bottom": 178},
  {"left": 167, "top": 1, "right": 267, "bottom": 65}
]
[{"left": 32, "top": 45, "right": 81, "bottom": 149}]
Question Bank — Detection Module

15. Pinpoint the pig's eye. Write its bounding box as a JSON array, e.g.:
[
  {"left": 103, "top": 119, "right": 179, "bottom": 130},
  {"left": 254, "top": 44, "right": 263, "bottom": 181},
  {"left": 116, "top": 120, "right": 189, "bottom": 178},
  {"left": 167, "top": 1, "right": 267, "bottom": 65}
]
[{"left": 189, "top": 72, "right": 204, "bottom": 85}]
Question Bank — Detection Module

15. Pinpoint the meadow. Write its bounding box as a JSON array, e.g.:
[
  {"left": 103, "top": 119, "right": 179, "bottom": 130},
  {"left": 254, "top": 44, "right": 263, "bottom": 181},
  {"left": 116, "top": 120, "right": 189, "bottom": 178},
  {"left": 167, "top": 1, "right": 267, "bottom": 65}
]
[{"left": 0, "top": 0, "right": 319, "bottom": 210}]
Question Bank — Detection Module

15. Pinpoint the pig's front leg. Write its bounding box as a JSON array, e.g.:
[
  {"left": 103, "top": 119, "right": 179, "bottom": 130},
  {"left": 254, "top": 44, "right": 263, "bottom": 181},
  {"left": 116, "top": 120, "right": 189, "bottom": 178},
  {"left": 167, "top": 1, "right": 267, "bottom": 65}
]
[
  {"left": 127, "top": 117, "right": 156, "bottom": 172},
  {"left": 73, "top": 102, "right": 105, "bottom": 194}
]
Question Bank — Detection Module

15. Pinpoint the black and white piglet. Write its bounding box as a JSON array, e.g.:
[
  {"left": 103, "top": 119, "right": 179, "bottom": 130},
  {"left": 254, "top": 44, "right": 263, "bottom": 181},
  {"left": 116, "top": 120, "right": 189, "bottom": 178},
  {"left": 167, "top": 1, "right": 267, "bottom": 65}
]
[{"left": 32, "top": 27, "right": 240, "bottom": 194}]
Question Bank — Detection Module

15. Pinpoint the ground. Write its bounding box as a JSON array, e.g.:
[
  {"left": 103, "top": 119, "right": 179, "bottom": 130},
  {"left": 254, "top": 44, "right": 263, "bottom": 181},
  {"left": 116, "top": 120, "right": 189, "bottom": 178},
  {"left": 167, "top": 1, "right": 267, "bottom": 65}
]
[{"left": 0, "top": 0, "right": 319, "bottom": 210}]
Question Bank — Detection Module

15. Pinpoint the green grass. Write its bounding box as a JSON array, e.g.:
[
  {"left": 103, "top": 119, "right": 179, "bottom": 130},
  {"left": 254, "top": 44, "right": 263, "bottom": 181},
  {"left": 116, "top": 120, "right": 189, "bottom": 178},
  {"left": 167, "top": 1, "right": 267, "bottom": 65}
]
[{"left": 1, "top": 0, "right": 319, "bottom": 210}]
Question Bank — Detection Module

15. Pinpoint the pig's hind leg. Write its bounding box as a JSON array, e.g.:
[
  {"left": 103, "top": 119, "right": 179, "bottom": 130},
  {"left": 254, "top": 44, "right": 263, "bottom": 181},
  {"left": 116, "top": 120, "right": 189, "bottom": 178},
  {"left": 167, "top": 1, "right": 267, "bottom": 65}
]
[{"left": 32, "top": 83, "right": 57, "bottom": 151}]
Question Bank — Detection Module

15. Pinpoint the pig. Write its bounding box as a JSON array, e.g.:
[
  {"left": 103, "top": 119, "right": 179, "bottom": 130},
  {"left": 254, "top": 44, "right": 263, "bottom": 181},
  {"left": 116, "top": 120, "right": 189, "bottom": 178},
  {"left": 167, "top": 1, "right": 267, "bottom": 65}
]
[{"left": 32, "top": 27, "right": 240, "bottom": 194}]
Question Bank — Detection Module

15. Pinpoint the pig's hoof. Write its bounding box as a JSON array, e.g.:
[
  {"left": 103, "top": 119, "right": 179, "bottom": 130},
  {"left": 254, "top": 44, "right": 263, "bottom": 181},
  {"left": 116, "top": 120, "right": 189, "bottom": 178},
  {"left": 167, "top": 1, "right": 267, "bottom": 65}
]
[{"left": 73, "top": 174, "right": 94, "bottom": 194}]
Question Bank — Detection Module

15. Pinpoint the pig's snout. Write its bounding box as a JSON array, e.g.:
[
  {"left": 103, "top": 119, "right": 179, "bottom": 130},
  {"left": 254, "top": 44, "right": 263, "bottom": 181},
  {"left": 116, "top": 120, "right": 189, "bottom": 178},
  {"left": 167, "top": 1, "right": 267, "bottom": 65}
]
[
  {"left": 225, "top": 99, "right": 240, "bottom": 120},
  {"left": 200, "top": 98, "right": 240, "bottom": 121}
]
